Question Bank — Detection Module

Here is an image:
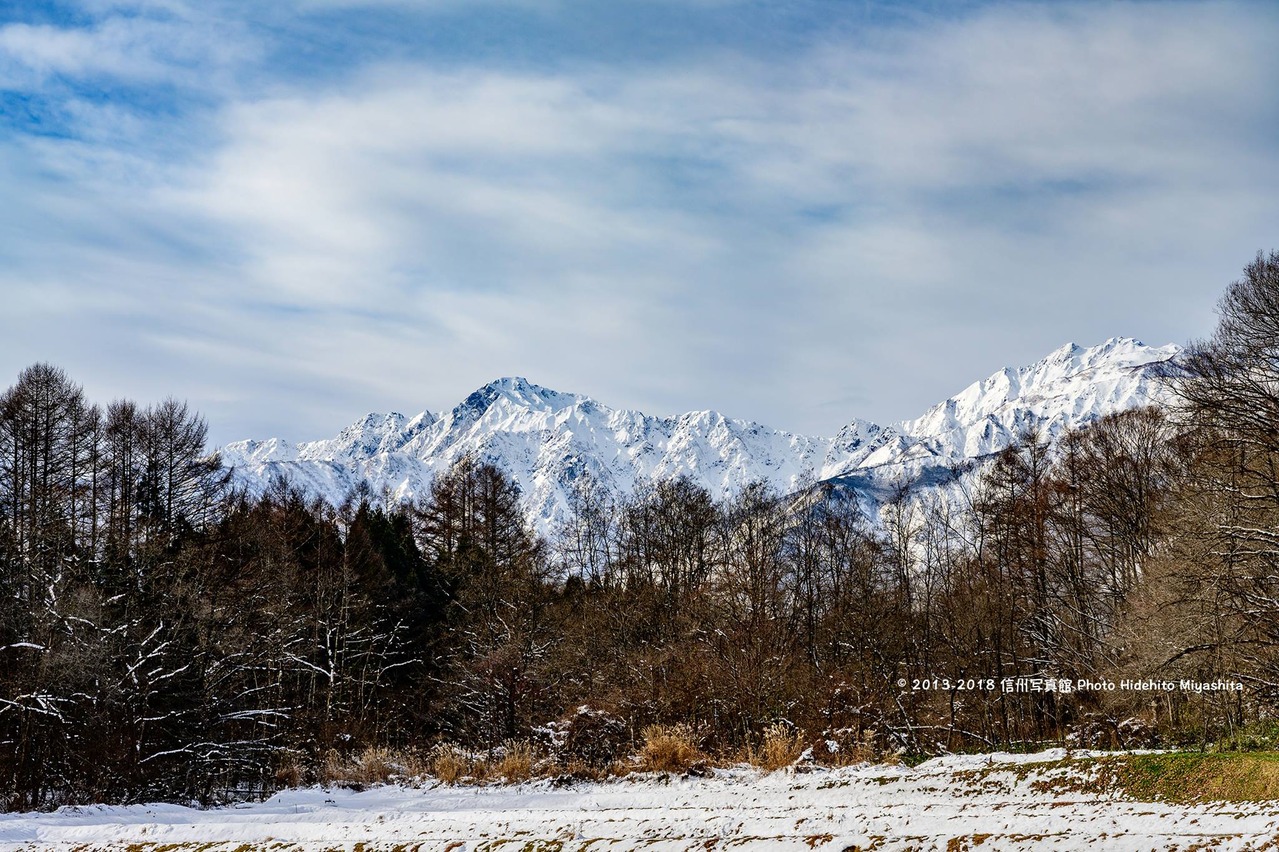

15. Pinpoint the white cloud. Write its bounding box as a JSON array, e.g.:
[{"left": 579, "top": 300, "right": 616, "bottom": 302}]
[
  {"left": 0, "top": 9, "right": 253, "bottom": 91},
  {"left": 177, "top": 68, "right": 717, "bottom": 306},
  {"left": 0, "top": 1, "right": 1275, "bottom": 444}
]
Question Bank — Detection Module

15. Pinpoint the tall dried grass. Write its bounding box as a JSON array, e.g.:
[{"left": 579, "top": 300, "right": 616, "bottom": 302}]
[
  {"left": 751, "top": 723, "right": 807, "bottom": 771},
  {"left": 319, "top": 746, "right": 424, "bottom": 786},
  {"left": 429, "top": 744, "right": 477, "bottom": 784},
  {"left": 493, "top": 740, "right": 539, "bottom": 782},
  {"left": 640, "top": 724, "right": 703, "bottom": 773}
]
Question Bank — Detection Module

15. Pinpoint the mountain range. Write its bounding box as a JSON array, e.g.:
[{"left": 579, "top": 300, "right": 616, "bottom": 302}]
[{"left": 220, "top": 337, "right": 1182, "bottom": 532}]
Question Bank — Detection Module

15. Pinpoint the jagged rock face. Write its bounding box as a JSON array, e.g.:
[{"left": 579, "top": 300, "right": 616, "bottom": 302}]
[{"left": 220, "top": 338, "right": 1181, "bottom": 533}]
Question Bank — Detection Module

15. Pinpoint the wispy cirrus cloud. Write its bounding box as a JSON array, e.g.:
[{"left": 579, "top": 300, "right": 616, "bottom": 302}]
[{"left": 0, "top": 7, "right": 253, "bottom": 91}]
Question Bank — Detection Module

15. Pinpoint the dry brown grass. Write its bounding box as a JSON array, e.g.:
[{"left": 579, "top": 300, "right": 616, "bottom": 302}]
[
  {"left": 288, "top": 726, "right": 908, "bottom": 791},
  {"left": 749, "top": 723, "right": 807, "bottom": 771},
  {"left": 292, "top": 724, "right": 924, "bottom": 791},
  {"left": 319, "top": 746, "right": 424, "bottom": 786},
  {"left": 429, "top": 744, "right": 478, "bottom": 784},
  {"left": 492, "top": 739, "right": 540, "bottom": 783},
  {"left": 274, "top": 757, "right": 305, "bottom": 788},
  {"left": 559, "top": 759, "right": 611, "bottom": 781},
  {"left": 640, "top": 724, "right": 704, "bottom": 773}
]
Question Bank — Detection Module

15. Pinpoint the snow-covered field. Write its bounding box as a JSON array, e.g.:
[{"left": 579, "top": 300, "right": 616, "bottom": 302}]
[{"left": 3, "top": 750, "right": 1278, "bottom": 851}]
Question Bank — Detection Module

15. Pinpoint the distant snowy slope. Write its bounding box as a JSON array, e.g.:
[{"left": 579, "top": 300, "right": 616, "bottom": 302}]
[
  {"left": 900, "top": 336, "right": 1180, "bottom": 461},
  {"left": 807, "top": 337, "right": 1182, "bottom": 512},
  {"left": 221, "top": 339, "right": 1181, "bottom": 531}
]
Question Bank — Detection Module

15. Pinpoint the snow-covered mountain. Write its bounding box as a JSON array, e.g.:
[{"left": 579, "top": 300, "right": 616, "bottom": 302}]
[
  {"left": 220, "top": 337, "right": 1181, "bottom": 532},
  {"left": 222, "top": 376, "right": 830, "bottom": 530},
  {"left": 817, "top": 336, "right": 1182, "bottom": 494}
]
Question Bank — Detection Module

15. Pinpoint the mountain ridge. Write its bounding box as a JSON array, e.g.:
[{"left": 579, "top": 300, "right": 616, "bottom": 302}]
[{"left": 220, "top": 337, "right": 1181, "bottom": 531}]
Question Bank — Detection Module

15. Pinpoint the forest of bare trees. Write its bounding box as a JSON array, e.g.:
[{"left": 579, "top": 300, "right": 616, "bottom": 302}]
[{"left": 2, "top": 252, "right": 1279, "bottom": 810}]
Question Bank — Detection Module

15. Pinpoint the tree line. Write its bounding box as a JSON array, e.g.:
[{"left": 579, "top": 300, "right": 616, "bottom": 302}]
[{"left": 2, "top": 252, "right": 1279, "bottom": 809}]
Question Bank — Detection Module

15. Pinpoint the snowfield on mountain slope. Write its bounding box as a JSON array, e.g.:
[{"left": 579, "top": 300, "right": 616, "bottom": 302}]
[
  {"left": 4, "top": 750, "right": 1279, "bottom": 851},
  {"left": 219, "top": 338, "right": 1182, "bottom": 534}
]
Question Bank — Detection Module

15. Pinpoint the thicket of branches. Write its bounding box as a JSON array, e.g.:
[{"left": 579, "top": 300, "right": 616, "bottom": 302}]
[{"left": 4, "top": 252, "right": 1279, "bottom": 809}]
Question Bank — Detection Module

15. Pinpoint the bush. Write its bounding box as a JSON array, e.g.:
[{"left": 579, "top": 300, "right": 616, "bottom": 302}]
[
  {"left": 274, "top": 756, "right": 305, "bottom": 788},
  {"left": 640, "top": 724, "right": 703, "bottom": 773},
  {"left": 319, "top": 747, "right": 417, "bottom": 787},
  {"left": 751, "top": 722, "right": 806, "bottom": 771},
  {"left": 493, "top": 740, "right": 539, "bottom": 783},
  {"left": 550, "top": 706, "right": 630, "bottom": 769},
  {"left": 430, "top": 744, "right": 476, "bottom": 784},
  {"left": 1219, "top": 720, "right": 1279, "bottom": 752}
]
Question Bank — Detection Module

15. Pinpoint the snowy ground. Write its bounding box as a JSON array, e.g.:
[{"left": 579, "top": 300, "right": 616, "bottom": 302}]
[{"left": 3, "top": 750, "right": 1279, "bottom": 851}]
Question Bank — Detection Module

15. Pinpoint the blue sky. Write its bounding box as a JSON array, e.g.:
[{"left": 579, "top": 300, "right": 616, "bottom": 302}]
[{"left": 2, "top": 0, "right": 1277, "bottom": 446}]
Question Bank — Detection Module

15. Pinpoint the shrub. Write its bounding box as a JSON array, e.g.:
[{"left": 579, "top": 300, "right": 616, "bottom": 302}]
[
  {"left": 274, "top": 756, "right": 305, "bottom": 788},
  {"left": 556, "top": 706, "right": 630, "bottom": 769},
  {"left": 640, "top": 724, "right": 703, "bottom": 773},
  {"left": 493, "top": 740, "right": 539, "bottom": 783},
  {"left": 430, "top": 744, "right": 475, "bottom": 784},
  {"left": 752, "top": 722, "right": 806, "bottom": 771},
  {"left": 1067, "top": 714, "right": 1161, "bottom": 750},
  {"left": 319, "top": 746, "right": 411, "bottom": 786}
]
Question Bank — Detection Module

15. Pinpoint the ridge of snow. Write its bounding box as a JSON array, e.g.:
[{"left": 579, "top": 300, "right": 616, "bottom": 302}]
[{"left": 897, "top": 336, "right": 1180, "bottom": 461}]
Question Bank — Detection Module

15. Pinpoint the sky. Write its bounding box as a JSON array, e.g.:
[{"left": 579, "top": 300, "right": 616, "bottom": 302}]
[{"left": 1, "top": 0, "right": 1276, "bottom": 447}]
